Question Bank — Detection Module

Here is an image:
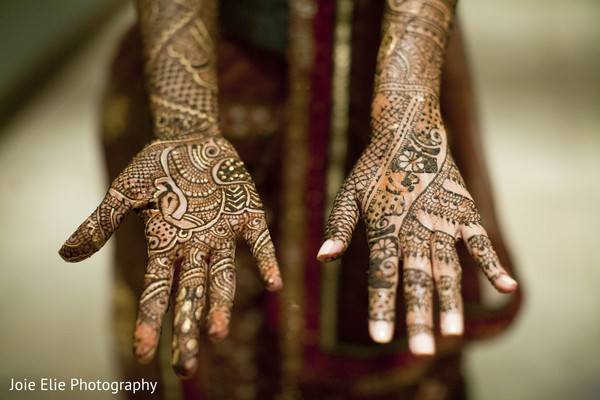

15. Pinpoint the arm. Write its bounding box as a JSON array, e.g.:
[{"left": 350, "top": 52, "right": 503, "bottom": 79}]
[
  {"left": 59, "top": 0, "right": 281, "bottom": 378},
  {"left": 318, "top": 0, "right": 516, "bottom": 355}
]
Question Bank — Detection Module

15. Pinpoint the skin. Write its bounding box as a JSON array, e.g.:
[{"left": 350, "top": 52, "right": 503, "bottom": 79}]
[
  {"left": 317, "top": 0, "right": 517, "bottom": 355},
  {"left": 60, "top": 0, "right": 516, "bottom": 377},
  {"left": 59, "top": 0, "right": 281, "bottom": 378}
]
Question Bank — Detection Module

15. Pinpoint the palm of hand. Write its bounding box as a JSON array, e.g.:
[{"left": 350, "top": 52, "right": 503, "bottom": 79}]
[{"left": 60, "top": 135, "right": 280, "bottom": 376}]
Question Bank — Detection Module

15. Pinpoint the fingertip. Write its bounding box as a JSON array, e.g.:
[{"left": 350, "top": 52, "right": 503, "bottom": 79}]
[
  {"left": 495, "top": 274, "right": 518, "bottom": 293},
  {"left": 208, "top": 325, "right": 229, "bottom": 343},
  {"left": 58, "top": 244, "right": 90, "bottom": 262},
  {"left": 59, "top": 220, "right": 104, "bottom": 262},
  {"left": 369, "top": 320, "right": 395, "bottom": 343},
  {"left": 316, "top": 239, "right": 346, "bottom": 262},
  {"left": 207, "top": 309, "right": 230, "bottom": 343},
  {"left": 441, "top": 312, "right": 464, "bottom": 336},
  {"left": 317, "top": 239, "right": 335, "bottom": 258},
  {"left": 171, "top": 334, "right": 200, "bottom": 379},
  {"left": 133, "top": 323, "right": 159, "bottom": 364},
  {"left": 409, "top": 333, "right": 436, "bottom": 356},
  {"left": 266, "top": 276, "right": 283, "bottom": 292},
  {"left": 173, "top": 356, "right": 198, "bottom": 379},
  {"left": 261, "top": 265, "right": 282, "bottom": 291},
  {"left": 58, "top": 245, "right": 73, "bottom": 262}
]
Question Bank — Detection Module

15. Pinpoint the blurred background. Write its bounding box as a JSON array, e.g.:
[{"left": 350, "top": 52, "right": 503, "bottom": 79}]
[{"left": 0, "top": 0, "right": 598, "bottom": 399}]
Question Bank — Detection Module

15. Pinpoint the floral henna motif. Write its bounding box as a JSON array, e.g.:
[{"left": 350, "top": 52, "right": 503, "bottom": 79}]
[
  {"left": 320, "top": 0, "right": 515, "bottom": 351},
  {"left": 368, "top": 236, "right": 400, "bottom": 324}
]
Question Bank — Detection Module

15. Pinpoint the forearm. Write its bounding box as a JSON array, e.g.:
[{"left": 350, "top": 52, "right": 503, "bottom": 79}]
[
  {"left": 135, "top": 0, "right": 219, "bottom": 140},
  {"left": 371, "top": 0, "right": 457, "bottom": 140}
]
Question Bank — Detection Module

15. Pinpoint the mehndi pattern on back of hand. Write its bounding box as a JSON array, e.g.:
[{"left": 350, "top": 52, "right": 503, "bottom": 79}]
[{"left": 320, "top": 0, "right": 516, "bottom": 353}]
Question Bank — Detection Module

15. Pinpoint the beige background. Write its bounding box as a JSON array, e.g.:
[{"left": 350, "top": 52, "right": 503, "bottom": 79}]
[{"left": 1, "top": 1, "right": 599, "bottom": 399}]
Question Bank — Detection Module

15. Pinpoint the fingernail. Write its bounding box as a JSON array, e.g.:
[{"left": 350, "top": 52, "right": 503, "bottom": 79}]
[
  {"left": 317, "top": 240, "right": 335, "bottom": 258},
  {"left": 441, "top": 313, "right": 464, "bottom": 336},
  {"left": 369, "top": 320, "right": 394, "bottom": 343},
  {"left": 409, "top": 333, "right": 435, "bottom": 355},
  {"left": 498, "top": 275, "right": 518, "bottom": 287}
]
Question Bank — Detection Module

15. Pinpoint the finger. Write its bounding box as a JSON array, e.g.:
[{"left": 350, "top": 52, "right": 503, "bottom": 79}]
[
  {"left": 244, "top": 215, "right": 282, "bottom": 291},
  {"left": 206, "top": 251, "right": 236, "bottom": 343},
  {"left": 59, "top": 188, "right": 140, "bottom": 262},
  {"left": 367, "top": 235, "right": 400, "bottom": 343},
  {"left": 463, "top": 230, "right": 517, "bottom": 293},
  {"left": 431, "top": 230, "right": 463, "bottom": 336},
  {"left": 133, "top": 254, "right": 175, "bottom": 364},
  {"left": 318, "top": 178, "right": 360, "bottom": 262},
  {"left": 171, "top": 247, "right": 209, "bottom": 378},
  {"left": 402, "top": 223, "right": 435, "bottom": 355}
]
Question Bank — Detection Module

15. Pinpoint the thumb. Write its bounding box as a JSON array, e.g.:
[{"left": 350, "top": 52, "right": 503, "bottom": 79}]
[
  {"left": 59, "top": 188, "right": 142, "bottom": 262},
  {"left": 317, "top": 179, "right": 360, "bottom": 262}
]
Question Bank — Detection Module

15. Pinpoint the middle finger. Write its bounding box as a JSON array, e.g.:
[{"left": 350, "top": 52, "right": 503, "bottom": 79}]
[
  {"left": 171, "top": 246, "right": 209, "bottom": 378},
  {"left": 402, "top": 220, "right": 435, "bottom": 355}
]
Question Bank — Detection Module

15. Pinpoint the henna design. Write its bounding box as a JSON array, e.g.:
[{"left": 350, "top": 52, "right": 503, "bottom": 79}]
[
  {"left": 368, "top": 236, "right": 399, "bottom": 289},
  {"left": 169, "top": 247, "right": 207, "bottom": 374},
  {"left": 368, "top": 289, "right": 396, "bottom": 323},
  {"left": 407, "top": 323, "right": 435, "bottom": 337},
  {"left": 403, "top": 269, "right": 434, "bottom": 313},
  {"left": 60, "top": 190, "right": 136, "bottom": 261},
  {"left": 367, "top": 236, "right": 399, "bottom": 323},
  {"left": 431, "top": 230, "right": 462, "bottom": 313},
  {"left": 467, "top": 234, "right": 502, "bottom": 283},
  {"left": 61, "top": 0, "right": 281, "bottom": 376},
  {"left": 140, "top": 138, "right": 264, "bottom": 254},
  {"left": 437, "top": 275, "right": 460, "bottom": 313},
  {"left": 322, "top": 0, "right": 513, "bottom": 348},
  {"left": 400, "top": 216, "right": 432, "bottom": 258},
  {"left": 432, "top": 230, "right": 458, "bottom": 265},
  {"left": 133, "top": 137, "right": 277, "bottom": 373},
  {"left": 61, "top": 135, "right": 279, "bottom": 373},
  {"left": 135, "top": 0, "right": 219, "bottom": 140}
]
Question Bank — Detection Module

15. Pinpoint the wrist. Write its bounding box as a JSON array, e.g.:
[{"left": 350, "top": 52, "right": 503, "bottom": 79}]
[
  {"left": 152, "top": 125, "right": 221, "bottom": 142},
  {"left": 370, "top": 91, "right": 447, "bottom": 145},
  {"left": 151, "top": 96, "right": 219, "bottom": 140},
  {"left": 373, "top": 0, "right": 457, "bottom": 98}
]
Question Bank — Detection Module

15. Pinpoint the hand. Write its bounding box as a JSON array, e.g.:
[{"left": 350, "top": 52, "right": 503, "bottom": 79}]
[
  {"left": 317, "top": 95, "right": 517, "bottom": 355},
  {"left": 60, "top": 135, "right": 281, "bottom": 377}
]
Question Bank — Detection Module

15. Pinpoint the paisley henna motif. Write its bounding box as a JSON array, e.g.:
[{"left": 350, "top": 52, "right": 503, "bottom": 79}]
[
  {"left": 140, "top": 138, "right": 264, "bottom": 253},
  {"left": 60, "top": 0, "right": 281, "bottom": 377}
]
